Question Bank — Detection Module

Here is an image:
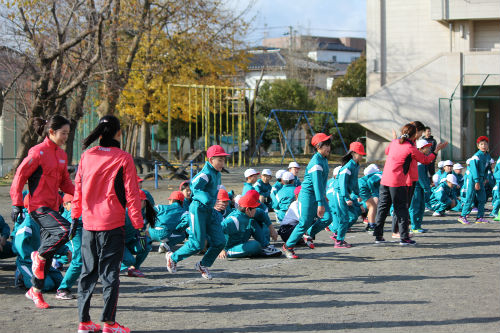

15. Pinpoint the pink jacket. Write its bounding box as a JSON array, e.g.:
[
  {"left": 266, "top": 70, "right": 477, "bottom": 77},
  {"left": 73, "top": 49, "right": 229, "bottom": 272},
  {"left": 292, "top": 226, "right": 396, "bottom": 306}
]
[
  {"left": 72, "top": 146, "right": 143, "bottom": 231},
  {"left": 11, "top": 137, "right": 74, "bottom": 213},
  {"left": 381, "top": 139, "right": 436, "bottom": 187}
]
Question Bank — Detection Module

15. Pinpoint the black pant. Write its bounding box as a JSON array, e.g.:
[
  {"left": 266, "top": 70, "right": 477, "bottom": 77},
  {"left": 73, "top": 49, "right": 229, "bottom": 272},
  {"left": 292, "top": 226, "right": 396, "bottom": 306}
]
[
  {"left": 278, "top": 224, "right": 305, "bottom": 244},
  {"left": 392, "top": 182, "right": 416, "bottom": 233},
  {"left": 30, "top": 207, "right": 71, "bottom": 290},
  {"left": 374, "top": 185, "right": 410, "bottom": 240},
  {"left": 78, "top": 227, "right": 125, "bottom": 323}
]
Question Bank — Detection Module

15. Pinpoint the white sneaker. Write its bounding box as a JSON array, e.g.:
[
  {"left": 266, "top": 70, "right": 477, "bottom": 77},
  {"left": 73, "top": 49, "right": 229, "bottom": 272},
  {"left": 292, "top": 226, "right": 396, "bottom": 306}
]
[
  {"left": 262, "top": 244, "right": 282, "bottom": 256},
  {"left": 165, "top": 252, "right": 177, "bottom": 273},
  {"left": 432, "top": 211, "right": 443, "bottom": 217},
  {"left": 158, "top": 242, "right": 170, "bottom": 254},
  {"left": 194, "top": 262, "right": 212, "bottom": 280}
]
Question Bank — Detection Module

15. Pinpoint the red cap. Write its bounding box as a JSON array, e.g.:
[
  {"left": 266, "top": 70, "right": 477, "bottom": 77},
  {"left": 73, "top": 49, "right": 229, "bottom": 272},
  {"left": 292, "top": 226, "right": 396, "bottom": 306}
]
[
  {"left": 23, "top": 194, "right": 30, "bottom": 209},
  {"left": 217, "top": 189, "right": 230, "bottom": 201},
  {"left": 238, "top": 193, "right": 260, "bottom": 208},
  {"left": 206, "top": 145, "right": 229, "bottom": 158},
  {"left": 179, "top": 180, "right": 190, "bottom": 190},
  {"left": 349, "top": 142, "right": 366, "bottom": 155},
  {"left": 246, "top": 189, "right": 260, "bottom": 202},
  {"left": 168, "top": 191, "right": 185, "bottom": 201},
  {"left": 311, "top": 133, "right": 332, "bottom": 147},
  {"left": 294, "top": 185, "right": 302, "bottom": 197},
  {"left": 63, "top": 194, "right": 74, "bottom": 203},
  {"left": 477, "top": 136, "right": 489, "bottom": 144},
  {"left": 137, "top": 176, "right": 144, "bottom": 183},
  {"left": 139, "top": 190, "right": 147, "bottom": 201}
]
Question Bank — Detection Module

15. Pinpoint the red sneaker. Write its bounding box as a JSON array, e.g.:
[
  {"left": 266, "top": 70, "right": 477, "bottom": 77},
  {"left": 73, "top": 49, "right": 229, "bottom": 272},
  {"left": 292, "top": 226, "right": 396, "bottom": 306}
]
[
  {"left": 302, "top": 235, "right": 315, "bottom": 249},
  {"left": 103, "top": 322, "right": 131, "bottom": 333},
  {"left": 334, "top": 240, "right": 352, "bottom": 248},
  {"left": 25, "top": 287, "right": 50, "bottom": 309},
  {"left": 31, "top": 251, "right": 46, "bottom": 280},
  {"left": 281, "top": 244, "right": 299, "bottom": 259},
  {"left": 78, "top": 321, "right": 102, "bottom": 333},
  {"left": 127, "top": 267, "right": 145, "bottom": 277}
]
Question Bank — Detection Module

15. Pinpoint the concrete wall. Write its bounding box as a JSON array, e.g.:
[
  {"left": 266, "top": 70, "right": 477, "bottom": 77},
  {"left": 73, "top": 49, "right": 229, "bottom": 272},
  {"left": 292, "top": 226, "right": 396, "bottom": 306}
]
[{"left": 431, "top": 0, "right": 500, "bottom": 21}]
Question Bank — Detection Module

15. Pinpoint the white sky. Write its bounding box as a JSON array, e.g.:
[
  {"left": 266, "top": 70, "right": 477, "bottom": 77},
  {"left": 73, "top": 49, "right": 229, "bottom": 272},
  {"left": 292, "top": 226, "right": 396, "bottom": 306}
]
[{"left": 228, "top": 0, "right": 367, "bottom": 46}]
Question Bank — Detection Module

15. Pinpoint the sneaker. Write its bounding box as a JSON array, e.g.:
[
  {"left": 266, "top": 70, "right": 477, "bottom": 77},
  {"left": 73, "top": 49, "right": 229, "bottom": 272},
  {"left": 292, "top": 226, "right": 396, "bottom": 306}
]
[
  {"left": 103, "top": 322, "right": 130, "bottom": 333},
  {"left": 400, "top": 238, "right": 417, "bottom": 246},
  {"left": 14, "top": 268, "right": 25, "bottom": 289},
  {"left": 432, "top": 211, "right": 444, "bottom": 217},
  {"left": 475, "top": 217, "right": 489, "bottom": 223},
  {"left": 158, "top": 242, "right": 170, "bottom": 254},
  {"left": 281, "top": 244, "right": 299, "bottom": 259},
  {"left": 127, "top": 267, "right": 145, "bottom": 277},
  {"left": 78, "top": 321, "right": 102, "bottom": 333},
  {"left": 334, "top": 240, "right": 352, "bottom": 248},
  {"left": 494, "top": 216, "right": 500, "bottom": 222},
  {"left": 165, "top": 251, "right": 177, "bottom": 273},
  {"left": 25, "top": 287, "right": 49, "bottom": 309},
  {"left": 363, "top": 217, "right": 368, "bottom": 224},
  {"left": 262, "top": 244, "right": 282, "bottom": 256},
  {"left": 471, "top": 208, "right": 478, "bottom": 213},
  {"left": 303, "top": 235, "right": 315, "bottom": 249},
  {"left": 31, "top": 251, "right": 46, "bottom": 280},
  {"left": 457, "top": 216, "right": 470, "bottom": 225},
  {"left": 51, "top": 258, "right": 63, "bottom": 271},
  {"left": 392, "top": 233, "right": 400, "bottom": 239},
  {"left": 374, "top": 237, "right": 386, "bottom": 244},
  {"left": 194, "top": 262, "right": 212, "bottom": 280},
  {"left": 411, "top": 229, "right": 424, "bottom": 234},
  {"left": 365, "top": 225, "right": 375, "bottom": 232},
  {"left": 55, "top": 288, "right": 75, "bottom": 300},
  {"left": 329, "top": 232, "right": 337, "bottom": 241}
]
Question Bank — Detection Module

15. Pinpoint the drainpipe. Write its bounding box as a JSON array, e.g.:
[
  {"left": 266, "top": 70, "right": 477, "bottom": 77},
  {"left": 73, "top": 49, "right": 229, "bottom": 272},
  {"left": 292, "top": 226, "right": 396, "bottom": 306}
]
[{"left": 449, "top": 23, "right": 453, "bottom": 52}]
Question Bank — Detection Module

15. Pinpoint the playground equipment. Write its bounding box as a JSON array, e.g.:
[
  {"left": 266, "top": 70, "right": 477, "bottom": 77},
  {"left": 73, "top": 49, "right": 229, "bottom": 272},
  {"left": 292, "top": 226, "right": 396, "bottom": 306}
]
[{"left": 251, "top": 109, "right": 348, "bottom": 165}]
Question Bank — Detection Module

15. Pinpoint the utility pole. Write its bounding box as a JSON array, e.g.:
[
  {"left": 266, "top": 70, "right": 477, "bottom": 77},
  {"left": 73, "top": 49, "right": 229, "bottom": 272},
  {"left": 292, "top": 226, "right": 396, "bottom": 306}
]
[{"left": 289, "top": 25, "right": 293, "bottom": 52}]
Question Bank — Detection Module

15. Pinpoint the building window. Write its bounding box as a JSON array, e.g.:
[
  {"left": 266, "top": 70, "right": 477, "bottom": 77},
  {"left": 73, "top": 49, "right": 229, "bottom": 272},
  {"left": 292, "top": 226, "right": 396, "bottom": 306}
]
[
  {"left": 351, "top": 56, "right": 359, "bottom": 62},
  {"left": 331, "top": 55, "right": 337, "bottom": 62}
]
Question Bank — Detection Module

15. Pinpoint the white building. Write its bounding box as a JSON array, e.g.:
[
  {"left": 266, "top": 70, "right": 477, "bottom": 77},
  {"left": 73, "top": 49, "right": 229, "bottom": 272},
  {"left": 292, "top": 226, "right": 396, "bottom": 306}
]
[
  {"left": 338, "top": 0, "right": 500, "bottom": 161},
  {"left": 307, "top": 42, "right": 362, "bottom": 64}
]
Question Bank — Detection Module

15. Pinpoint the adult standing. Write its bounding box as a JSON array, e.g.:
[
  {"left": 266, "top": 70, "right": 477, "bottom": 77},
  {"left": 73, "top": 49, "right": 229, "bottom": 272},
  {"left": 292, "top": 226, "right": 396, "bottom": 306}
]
[
  {"left": 10, "top": 115, "right": 74, "bottom": 309},
  {"left": 373, "top": 123, "right": 447, "bottom": 245},
  {"left": 423, "top": 126, "right": 437, "bottom": 176},
  {"left": 72, "top": 115, "right": 143, "bottom": 333}
]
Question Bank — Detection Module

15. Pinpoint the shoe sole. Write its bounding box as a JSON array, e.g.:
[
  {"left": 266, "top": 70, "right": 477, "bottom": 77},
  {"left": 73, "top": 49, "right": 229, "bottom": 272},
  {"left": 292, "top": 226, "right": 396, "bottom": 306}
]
[{"left": 165, "top": 253, "right": 177, "bottom": 273}]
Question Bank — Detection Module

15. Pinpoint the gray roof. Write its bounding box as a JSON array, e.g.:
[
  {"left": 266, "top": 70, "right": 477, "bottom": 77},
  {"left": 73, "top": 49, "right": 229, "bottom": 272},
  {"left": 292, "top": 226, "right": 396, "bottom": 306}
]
[{"left": 247, "top": 51, "right": 286, "bottom": 70}]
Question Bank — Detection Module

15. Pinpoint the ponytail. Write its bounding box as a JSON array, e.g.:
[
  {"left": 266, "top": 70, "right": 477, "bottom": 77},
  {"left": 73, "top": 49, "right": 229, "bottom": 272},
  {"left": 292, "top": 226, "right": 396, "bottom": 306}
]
[
  {"left": 33, "top": 115, "right": 70, "bottom": 137},
  {"left": 82, "top": 115, "right": 121, "bottom": 149},
  {"left": 399, "top": 123, "right": 417, "bottom": 144},
  {"left": 143, "top": 199, "right": 157, "bottom": 228},
  {"left": 341, "top": 151, "right": 353, "bottom": 166}
]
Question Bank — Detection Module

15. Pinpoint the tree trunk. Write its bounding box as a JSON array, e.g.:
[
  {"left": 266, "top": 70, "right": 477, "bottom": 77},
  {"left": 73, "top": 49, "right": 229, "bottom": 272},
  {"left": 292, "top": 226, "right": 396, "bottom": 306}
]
[
  {"left": 139, "top": 120, "right": 151, "bottom": 160},
  {"left": 131, "top": 124, "right": 139, "bottom": 157},
  {"left": 302, "top": 123, "right": 312, "bottom": 154}
]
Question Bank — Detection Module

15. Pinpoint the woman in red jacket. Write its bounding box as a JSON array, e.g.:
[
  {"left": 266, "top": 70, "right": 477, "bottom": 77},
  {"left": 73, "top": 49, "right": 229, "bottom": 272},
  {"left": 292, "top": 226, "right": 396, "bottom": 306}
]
[
  {"left": 10, "top": 115, "right": 74, "bottom": 309},
  {"left": 373, "top": 123, "right": 447, "bottom": 245},
  {"left": 72, "top": 115, "right": 143, "bottom": 333}
]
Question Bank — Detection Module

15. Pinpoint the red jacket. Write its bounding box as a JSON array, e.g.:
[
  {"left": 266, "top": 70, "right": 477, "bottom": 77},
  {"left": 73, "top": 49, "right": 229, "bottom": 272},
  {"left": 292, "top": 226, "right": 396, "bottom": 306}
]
[
  {"left": 10, "top": 137, "right": 74, "bottom": 213},
  {"left": 381, "top": 139, "right": 436, "bottom": 187},
  {"left": 72, "top": 145, "right": 143, "bottom": 231}
]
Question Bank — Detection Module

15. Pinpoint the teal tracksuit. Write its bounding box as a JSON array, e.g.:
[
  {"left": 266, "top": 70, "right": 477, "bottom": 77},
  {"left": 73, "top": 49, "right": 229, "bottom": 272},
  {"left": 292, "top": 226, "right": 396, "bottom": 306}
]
[
  {"left": 254, "top": 179, "right": 272, "bottom": 209},
  {"left": 492, "top": 158, "right": 500, "bottom": 216},
  {"left": 183, "top": 198, "right": 192, "bottom": 211},
  {"left": 430, "top": 181, "right": 457, "bottom": 214},
  {"left": 331, "top": 159, "right": 360, "bottom": 241},
  {"left": 0, "top": 215, "right": 14, "bottom": 259},
  {"left": 13, "top": 215, "right": 64, "bottom": 291},
  {"left": 326, "top": 177, "right": 341, "bottom": 231},
  {"left": 58, "top": 209, "right": 83, "bottom": 291},
  {"left": 270, "top": 181, "right": 283, "bottom": 210},
  {"left": 252, "top": 208, "right": 271, "bottom": 247},
  {"left": 485, "top": 168, "right": 496, "bottom": 199},
  {"left": 221, "top": 210, "right": 268, "bottom": 258},
  {"left": 358, "top": 172, "right": 382, "bottom": 204},
  {"left": 171, "top": 162, "right": 225, "bottom": 267},
  {"left": 242, "top": 182, "right": 255, "bottom": 195},
  {"left": 286, "top": 152, "right": 332, "bottom": 247},
  {"left": 121, "top": 211, "right": 152, "bottom": 271},
  {"left": 461, "top": 150, "right": 491, "bottom": 218},
  {"left": 150, "top": 202, "right": 187, "bottom": 248},
  {"left": 409, "top": 163, "right": 431, "bottom": 230},
  {"left": 293, "top": 175, "right": 301, "bottom": 187},
  {"left": 275, "top": 184, "right": 296, "bottom": 221}
]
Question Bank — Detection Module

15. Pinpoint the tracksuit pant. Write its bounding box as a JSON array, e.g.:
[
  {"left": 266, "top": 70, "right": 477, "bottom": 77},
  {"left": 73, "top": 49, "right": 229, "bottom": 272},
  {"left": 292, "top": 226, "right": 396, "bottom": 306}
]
[
  {"left": 409, "top": 186, "right": 425, "bottom": 230},
  {"left": 392, "top": 183, "right": 415, "bottom": 233},
  {"left": 149, "top": 226, "right": 186, "bottom": 248},
  {"left": 30, "top": 207, "right": 71, "bottom": 290},
  {"left": 16, "top": 260, "right": 63, "bottom": 291},
  {"left": 171, "top": 200, "right": 225, "bottom": 267},
  {"left": 226, "top": 240, "right": 262, "bottom": 258},
  {"left": 121, "top": 237, "right": 152, "bottom": 271},
  {"left": 58, "top": 224, "right": 83, "bottom": 291},
  {"left": 461, "top": 181, "right": 486, "bottom": 218},
  {"left": 78, "top": 227, "right": 125, "bottom": 323},
  {"left": 374, "top": 185, "right": 411, "bottom": 240},
  {"left": 286, "top": 195, "right": 332, "bottom": 247}
]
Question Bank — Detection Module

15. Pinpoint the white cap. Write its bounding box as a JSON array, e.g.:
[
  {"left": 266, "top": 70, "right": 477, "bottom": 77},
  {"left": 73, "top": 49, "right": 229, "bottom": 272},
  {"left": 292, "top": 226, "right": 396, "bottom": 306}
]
[
  {"left": 443, "top": 160, "right": 453, "bottom": 167},
  {"left": 218, "top": 185, "right": 226, "bottom": 190},
  {"left": 416, "top": 139, "right": 430, "bottom": 149},
  {"left": 446, "top": 173, "right": 458, "bottom": 185},
  {"left": 262, "top": 169, "right": 272, "bottom": 176},
  {"left": 363, "top": 163, "right": 380, "bottom": 176},
  {"left": 281, "top": 171, "right": 295, "bottom": 181},
  {"left": 432, "top": 173, "right": 439, "bottom": 186},
  {"left": 244, "top": 168, "right": 260, "bottom": 178},
  {"left": 275, "top": 169, "right": 286, "bottom": 179},
  {"left": 491, "top": 158, "right": 495, "bottom": 164},
  {"left": 437, "top": 161, "right": 444, "bottom": 168},
  {"left": 333, "top": 166, "right": 342, "bottom": 177},
  {"left": 234, "top": 195, "right": 242, "bottom": 207},
  {"left": 288, "top": 162, "right": 300, "bottom": 169},
  {"left": 453, "top": 163, "right": 464, "bottom": 170}
]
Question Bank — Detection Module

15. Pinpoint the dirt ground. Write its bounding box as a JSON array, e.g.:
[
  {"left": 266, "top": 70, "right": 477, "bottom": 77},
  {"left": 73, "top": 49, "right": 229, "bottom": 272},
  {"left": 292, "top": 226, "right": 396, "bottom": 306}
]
[{"left": 0, "top": 165, "right": 499, "bottom": 333}]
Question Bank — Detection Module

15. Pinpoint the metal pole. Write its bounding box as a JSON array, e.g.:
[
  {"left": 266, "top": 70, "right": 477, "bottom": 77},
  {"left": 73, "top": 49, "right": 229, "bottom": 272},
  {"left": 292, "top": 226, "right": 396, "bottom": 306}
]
[
  {"left": 167, "top": 84, "right": 171, "bottom": 161},
  {"left": 231, "top": 88, "right": 235, "bottom": 167},
  {"left": 330, "top": 113, "right": 348, "bottom": 153},
  {"left": 190, "top": 161, "right": 193, "bottom": 180},
  {"left": 188, "top": 87, "right": 191, "bottom": 146},
  {"left": 238, "top": 90, "right": 242, "bottom": 167},
  {"left": 213, "top": 86, "right": 216, "bottom": 144},
  {"left": 154, "top": 161, "right": 159, "bottom": 189},
  {"left": 201, "top": 87, "right": 205, "bottom": 150},
  {"left": 219, "top": 87, "right": 222, "bottom": 145},
  {"left": 195, "top": 87, "right": 198, "bottom": 150},
  {"left": 250, "top": 111, "right": 272, "bottom": 164}
]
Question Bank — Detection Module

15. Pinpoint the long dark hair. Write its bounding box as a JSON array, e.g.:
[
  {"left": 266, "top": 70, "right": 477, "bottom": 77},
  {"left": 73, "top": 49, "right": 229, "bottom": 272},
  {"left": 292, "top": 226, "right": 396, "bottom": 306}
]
[
  {"left": 143, "top": 199, "right": 157, "bottom": 228},
  {"left": 341, "top": 151, "right": 353, "bottom": 166},
  {"left": 410, "top": 121, "right": 425, "bottom": 133},
  {"left": 82, "top": 115, "right": 121, "bottom": 149},
  {"left": 33, "top": 115, "right": 70, "bottom": 137},
  {"left": 399, "top": 123, "right": 417, "bottom": 144}
]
